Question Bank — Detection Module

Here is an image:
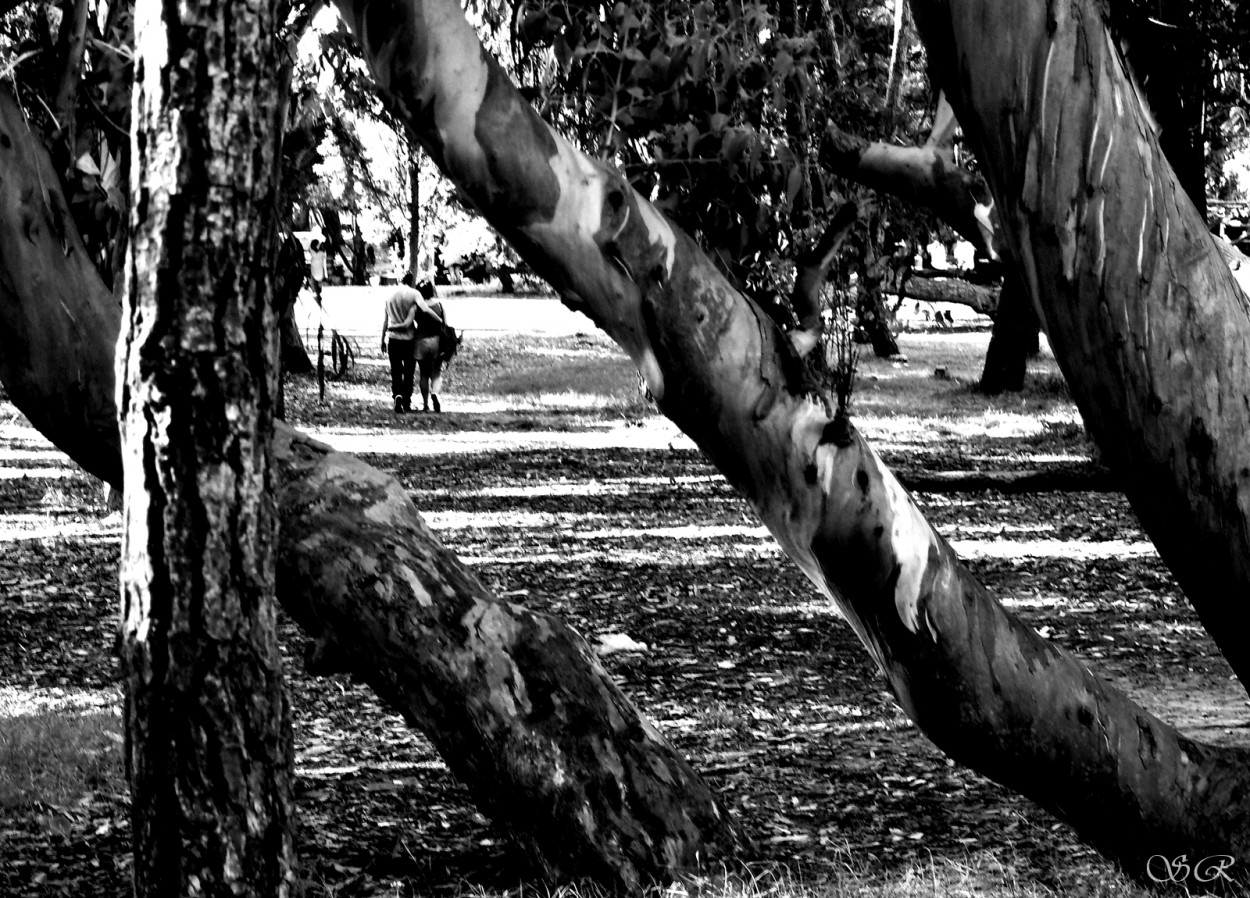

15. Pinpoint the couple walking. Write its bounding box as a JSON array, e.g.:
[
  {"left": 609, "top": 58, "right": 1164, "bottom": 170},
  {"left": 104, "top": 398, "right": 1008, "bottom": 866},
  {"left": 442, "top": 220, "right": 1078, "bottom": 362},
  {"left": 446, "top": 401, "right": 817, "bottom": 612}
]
[{"left": 381, "top": 274, "right": 449, "bottom": 413}]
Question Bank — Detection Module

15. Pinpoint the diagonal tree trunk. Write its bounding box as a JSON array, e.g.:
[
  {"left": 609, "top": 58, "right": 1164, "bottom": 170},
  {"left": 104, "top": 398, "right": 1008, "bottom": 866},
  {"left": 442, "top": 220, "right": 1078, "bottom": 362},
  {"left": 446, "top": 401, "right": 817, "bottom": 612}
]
[
  {"left": 910, "top": 0, "right": 1250, "bottom": 692},
  {"left": 329, "top": 0, "right": 1250, "bottom": 879},
  {"left": 0, "top": 86, "right": 744, "bottom": 893},
  {"left": 9, "top": 1, "right": 1250, "bottom": 885}
]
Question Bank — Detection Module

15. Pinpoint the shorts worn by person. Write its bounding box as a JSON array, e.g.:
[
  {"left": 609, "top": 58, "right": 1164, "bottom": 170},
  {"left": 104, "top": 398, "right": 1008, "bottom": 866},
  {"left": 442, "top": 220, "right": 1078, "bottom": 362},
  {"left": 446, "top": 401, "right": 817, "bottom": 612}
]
[
  {"left": 413, "top": 278, "right": 449, "bottom": 413},
  {"left": 381, "top": 285, "right": 420, "bottom": 413}
]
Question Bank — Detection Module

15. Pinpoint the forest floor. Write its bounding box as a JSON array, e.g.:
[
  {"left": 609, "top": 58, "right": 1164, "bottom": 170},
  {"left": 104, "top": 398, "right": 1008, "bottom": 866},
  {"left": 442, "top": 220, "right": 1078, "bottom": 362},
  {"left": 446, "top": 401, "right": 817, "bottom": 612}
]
[{"left": 1, "top": 324, "right": 1246, "bottom": 897}]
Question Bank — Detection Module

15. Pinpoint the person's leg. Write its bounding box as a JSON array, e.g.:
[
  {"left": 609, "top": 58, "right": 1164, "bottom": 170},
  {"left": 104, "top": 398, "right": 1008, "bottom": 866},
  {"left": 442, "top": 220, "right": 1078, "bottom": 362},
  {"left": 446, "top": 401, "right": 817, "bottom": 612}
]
[
  {"left": 429, "top": 360, "right": 444, "bottom": 413},
  {"left": 417, "top": 356, "right": 432, "bottom": 411},
  {"left": 387, "top": 340, "right": 406, "bottom": 412},
  {"left": 401, "top": 341, "right": 416, "bottom": 411}
]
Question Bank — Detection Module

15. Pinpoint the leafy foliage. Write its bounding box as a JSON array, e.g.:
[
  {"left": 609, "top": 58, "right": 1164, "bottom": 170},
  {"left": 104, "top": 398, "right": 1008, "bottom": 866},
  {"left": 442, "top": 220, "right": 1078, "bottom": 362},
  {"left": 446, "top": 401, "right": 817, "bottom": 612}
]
[{"left": 509, "top": 0, "right": 934, "bottom": 325}]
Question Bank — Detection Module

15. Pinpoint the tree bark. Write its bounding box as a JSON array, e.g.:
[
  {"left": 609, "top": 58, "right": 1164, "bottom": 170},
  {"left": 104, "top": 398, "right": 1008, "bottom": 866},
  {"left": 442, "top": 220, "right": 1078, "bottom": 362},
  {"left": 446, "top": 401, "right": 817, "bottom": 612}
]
[
  {"left": 120, "top": 0, "right": 296, "bottom": 894},
  {"left": 896, "top": 274, "right": 998, "bottom": 315},
  {"left": 329, "top": 0, "right": 1250, "bottom": 879},
  {"left": 0, "top": 90, "right": 121, "bottom": 486},
  {"left": 0, "top": 86, "right": 744, "bottom": 892},
  {"left": 911, "top": 0, "right": 1250, "bottom": 690},
  {"left": 976, "top": 272, "right": 1038, "bottom": 395},
  {"left": 276, "top": 234, "right": 314, "bottom": 376},
  {"left": 820, "top": 123, "right": 996, "bottom": 257}
]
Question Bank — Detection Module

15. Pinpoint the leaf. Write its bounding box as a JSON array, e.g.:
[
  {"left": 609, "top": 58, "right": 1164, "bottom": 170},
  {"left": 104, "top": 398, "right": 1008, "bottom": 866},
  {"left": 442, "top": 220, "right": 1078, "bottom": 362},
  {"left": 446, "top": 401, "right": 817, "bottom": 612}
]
[{"left": 74, "top": 153, "right": 101, "bottom": 177}]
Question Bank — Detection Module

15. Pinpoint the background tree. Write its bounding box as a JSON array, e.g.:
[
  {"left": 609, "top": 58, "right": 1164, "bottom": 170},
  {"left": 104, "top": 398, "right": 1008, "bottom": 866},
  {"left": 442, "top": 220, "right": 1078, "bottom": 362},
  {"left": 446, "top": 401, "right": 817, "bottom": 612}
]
[
  {"left": 510, "top": 0, "right": 940, "bottom": 358},
  {"left": 118, "top": 0, "right": 297, "bottom": 891}
]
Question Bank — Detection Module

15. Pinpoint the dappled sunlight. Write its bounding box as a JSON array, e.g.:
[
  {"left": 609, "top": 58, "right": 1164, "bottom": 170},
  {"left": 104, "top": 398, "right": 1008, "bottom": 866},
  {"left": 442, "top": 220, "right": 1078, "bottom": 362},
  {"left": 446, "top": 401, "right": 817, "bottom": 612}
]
[
  {"left": 415, "top": 473, "right": 719, "bottom": 499},
  {"left": 0, "top": 467, "right": 76, "bottom": 480},
  {"left": 305, "top": 416, "right": 696, "bottom": 455},
  {"left": 0, "top": 516, "right": 120, "bottom": 544},
  {"left": 859, "top": 409, "right": 1083, "bottom": 446},
  {"left": 0, "top": 686, "right": 120, "bottom": 720}
]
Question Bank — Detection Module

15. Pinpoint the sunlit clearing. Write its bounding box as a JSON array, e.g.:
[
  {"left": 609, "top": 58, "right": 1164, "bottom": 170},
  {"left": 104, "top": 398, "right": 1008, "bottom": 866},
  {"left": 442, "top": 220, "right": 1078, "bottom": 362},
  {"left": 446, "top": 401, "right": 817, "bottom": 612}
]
[{"left": 0, "top": 516, "right": 120, "bottom": 544}]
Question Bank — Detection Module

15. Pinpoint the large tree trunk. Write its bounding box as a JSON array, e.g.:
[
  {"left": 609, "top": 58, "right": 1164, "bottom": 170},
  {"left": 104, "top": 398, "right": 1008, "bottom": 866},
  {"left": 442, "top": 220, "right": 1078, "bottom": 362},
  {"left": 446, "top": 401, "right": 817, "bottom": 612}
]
[
  {"left": 911, "top": 1, "right": 1250, "bottom": 691},
  {"left": 976, "top": 272, "right": 1038, "bottom": 395},
  {"left": 0, "top": 87, "right": 744, "bottom": 892},
  {"left": 329, "top": 0, "right": 1250, "bottom": 879},
  {"left": 120, "top": 0, "right": 297, "bottom": 893}
]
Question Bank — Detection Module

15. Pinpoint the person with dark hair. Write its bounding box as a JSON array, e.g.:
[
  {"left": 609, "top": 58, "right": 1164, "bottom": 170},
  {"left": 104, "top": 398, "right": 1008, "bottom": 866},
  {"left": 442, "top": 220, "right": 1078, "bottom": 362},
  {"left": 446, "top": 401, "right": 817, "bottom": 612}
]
[
  {"left": 381, "top": 282, "right": 420, "bottom": 413},
  {"left": 308, "top": 238, "right": 327, "bottom": 300},
  {"left": 413, "top": 278, "right": 449, "bottom": 413}
]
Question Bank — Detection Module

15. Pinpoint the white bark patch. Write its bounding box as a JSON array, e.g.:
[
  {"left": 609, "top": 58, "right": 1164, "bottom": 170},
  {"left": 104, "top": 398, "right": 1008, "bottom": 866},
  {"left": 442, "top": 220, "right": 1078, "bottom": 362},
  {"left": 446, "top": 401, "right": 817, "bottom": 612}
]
[
  {"left": 973, "top": 202, "right": 998, "bottom": 260},
  {"left": 428, "top": 18, "right": 490, "bottom": 171},
  {"left": 1060, "top": 205, "right": 1078, "bottom": 282},
  {"left": 399, "top": 565, "right": 434, "bottom": 607},
  {"left": 526, "top": 140, "right": 668, "bottom": 401},
  {"left": 1136, "top": 173, "right": 1152, "bottom": 277},
  {"left": 880, "top": 466, "right": 933, "bottom": 637},
  {"left": 635, "top": 346, "right": 666, "bottom": 403},
  {"left": 1092, "top": 194, "right": 1106, "bottom": 283},
  {"left": 1039, "top": 40, "right": 1056, "bottom": 141},
  {"left": 1097, "top": 131, "right": 1115, "bottom": 185},
  {"left": 635, "top": 201, "right": 677, "bottom": 274}
]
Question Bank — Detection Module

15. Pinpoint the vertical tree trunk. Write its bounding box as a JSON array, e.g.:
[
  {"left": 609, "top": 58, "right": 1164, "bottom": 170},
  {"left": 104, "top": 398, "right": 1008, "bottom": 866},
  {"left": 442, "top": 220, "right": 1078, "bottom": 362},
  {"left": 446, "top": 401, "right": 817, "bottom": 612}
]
[
  {"left": 856, "top": 285, "right": 901, "bottom": 358},
  {"left": 911, "top": 0, "right": 1250, "bottom": 688},
  {"left": 977, "top": 272, "right": 1038, "bottom": 394},
  {"left": 409, "top": 155, "right": 420, "bottom": 277},
  {"left": 0, "top": 87, "right": 744, "bottom": 892},
  {"left": 120, "top": 0, "right": 296, "bottom": 893}
]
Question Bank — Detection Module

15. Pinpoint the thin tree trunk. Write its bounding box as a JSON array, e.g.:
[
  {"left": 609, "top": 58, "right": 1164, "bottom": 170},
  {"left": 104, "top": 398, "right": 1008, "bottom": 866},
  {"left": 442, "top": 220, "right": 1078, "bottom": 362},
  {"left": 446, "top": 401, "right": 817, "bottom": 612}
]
[
  {"left": 0, "top": 86, "right": 744, "bottom": 892},
  {"left": 329, "top": 0, "right": 1250, "bottom": 878},
  {"left": 120, "top": 0, "right": 296, "bottom": 893},
  {"left": 976, "top": 272, "right": 1038, "bottom": 394},
  {"left": 912, "top": 0, "right": 1250, "bottom": 690},
  {"left": 51, "top": 0, "right": 89, "bottom": 159},
  {"left": 409, "top": 155, "right": 420, "bottom": 277}
]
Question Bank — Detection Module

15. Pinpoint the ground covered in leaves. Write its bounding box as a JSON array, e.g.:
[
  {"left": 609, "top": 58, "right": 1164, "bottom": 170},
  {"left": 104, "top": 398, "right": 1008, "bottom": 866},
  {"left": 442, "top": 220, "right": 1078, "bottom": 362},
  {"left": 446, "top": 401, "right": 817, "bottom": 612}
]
[{"left": 1, "top": 326, "right": 1245, "bottom": 896}]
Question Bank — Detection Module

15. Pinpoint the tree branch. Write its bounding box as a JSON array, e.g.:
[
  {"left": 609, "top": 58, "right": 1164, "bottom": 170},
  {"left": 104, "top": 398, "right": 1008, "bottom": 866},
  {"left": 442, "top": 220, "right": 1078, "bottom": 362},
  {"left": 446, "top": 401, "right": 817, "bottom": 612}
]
[
  {"left": 787, "top": 199, "right": 860, "bottom": 355},
  {"left": 820, "top": 121, "right": 996, "bottom": 257}
]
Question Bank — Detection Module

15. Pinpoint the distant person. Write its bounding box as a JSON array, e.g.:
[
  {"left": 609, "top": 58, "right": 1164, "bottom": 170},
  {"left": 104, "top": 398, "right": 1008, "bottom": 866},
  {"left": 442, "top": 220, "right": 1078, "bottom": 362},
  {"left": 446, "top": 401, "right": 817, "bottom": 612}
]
[
  {"left": 308, "top": 239, "right": 327, "bottom": 300},
  {"left": 381, "top": 278, "right": 421, "bottom": 413},
  {"left": 412, "top": 276, "right": 449, "bottom": 413}
]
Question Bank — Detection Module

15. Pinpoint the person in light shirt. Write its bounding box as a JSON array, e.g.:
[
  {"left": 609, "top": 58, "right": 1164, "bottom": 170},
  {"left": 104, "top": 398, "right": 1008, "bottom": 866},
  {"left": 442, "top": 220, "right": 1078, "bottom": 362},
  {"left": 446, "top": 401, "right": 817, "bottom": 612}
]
[{"left": 381, "top": 273, "right": 444, "bottom": 413}]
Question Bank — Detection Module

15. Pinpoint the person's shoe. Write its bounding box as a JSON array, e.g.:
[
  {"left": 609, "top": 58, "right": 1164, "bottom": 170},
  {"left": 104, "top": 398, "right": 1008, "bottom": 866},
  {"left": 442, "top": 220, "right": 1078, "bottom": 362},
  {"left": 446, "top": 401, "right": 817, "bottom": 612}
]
[
  {"left": 394, "top": 395, "right": 405, "bottom": 413},
  {"left": 431, "top": 394, "right": 441, "bottom": 413}
]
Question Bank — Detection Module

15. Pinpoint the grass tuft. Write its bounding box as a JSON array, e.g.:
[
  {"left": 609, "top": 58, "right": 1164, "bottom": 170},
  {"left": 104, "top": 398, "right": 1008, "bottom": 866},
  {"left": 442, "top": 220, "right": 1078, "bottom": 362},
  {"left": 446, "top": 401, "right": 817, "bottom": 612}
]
[{"left": 0, "top": 710, "right": 124, "bottom": 809}]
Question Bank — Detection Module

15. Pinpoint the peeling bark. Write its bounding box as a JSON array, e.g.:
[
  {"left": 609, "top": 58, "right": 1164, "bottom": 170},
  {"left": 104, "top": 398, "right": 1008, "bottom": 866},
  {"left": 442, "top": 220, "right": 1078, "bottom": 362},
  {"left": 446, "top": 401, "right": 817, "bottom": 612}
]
[
  {"left": 330, "top": 0, "right": 1250, "bottom": 878},
  {"left": 0, "top": 85, "right": 743, "bottom": 893},
  {"left": 120, "top": 0, "right": 297, "bottom": 892},
  {"left": 912, "top": 0, "right": 1250, "bottom": 690}
]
